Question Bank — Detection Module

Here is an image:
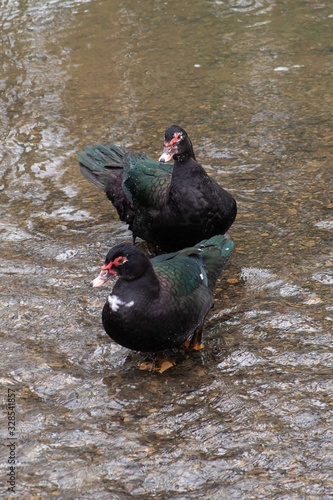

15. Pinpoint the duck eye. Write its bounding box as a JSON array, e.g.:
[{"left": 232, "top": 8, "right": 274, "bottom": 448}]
[
  {"left": 114, "top": 256, "right": 128, "bottom": 266},
  {"left": 169, "top": 133, "right": 183, "bottom": 149}
]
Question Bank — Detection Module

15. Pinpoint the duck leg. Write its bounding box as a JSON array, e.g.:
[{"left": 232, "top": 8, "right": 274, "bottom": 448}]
[
  {"left": 183, "top": 324, "right": 204, "bottom": 351},
  {"left": 137, "top": 352, "right": 156, "bottom": 371},
  {"left": 137, "top": 352, "right": 176, "bottom": 373},
  {"left": 146, "top": 241, "right": 160, "bottom": 256}
]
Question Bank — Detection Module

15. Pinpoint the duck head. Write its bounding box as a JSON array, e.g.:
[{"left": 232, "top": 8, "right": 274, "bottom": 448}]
[
  {"left": 159, "top": 125, "right": 196, "bottom": 163},
  {"left": 91, "top": 244, "right": 151, "bottom": 287}
]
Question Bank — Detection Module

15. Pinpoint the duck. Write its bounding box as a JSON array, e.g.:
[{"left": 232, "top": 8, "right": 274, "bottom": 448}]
[
  {"left": 78, "top": 125, "right": 237, "bottom": 252},
  {"left": 90, "top": 234, "right": 234, "bottom": 369}
]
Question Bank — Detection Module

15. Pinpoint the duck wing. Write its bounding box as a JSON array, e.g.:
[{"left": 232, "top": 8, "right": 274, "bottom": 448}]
[
  {"left": 123, "top": 152, "right": 172, "bottom": 209},
  {"left": 153, "top": 235, "right": 234, "bottom": 292},
  {"left": 78, "top": 143, "right": 124, "bottom": 190},
  {"left": 152, "top": 255, "right": 208, "bottom": 298}
]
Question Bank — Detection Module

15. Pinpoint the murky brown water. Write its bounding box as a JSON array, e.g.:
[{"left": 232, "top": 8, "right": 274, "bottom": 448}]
[{"left": 1, "top": 0, "right": 332, "bottom": 498}]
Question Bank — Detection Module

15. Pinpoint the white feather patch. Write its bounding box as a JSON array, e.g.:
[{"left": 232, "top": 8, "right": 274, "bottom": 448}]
[{"left": 108, "top": 295, "right": 134, "bottom": 312}]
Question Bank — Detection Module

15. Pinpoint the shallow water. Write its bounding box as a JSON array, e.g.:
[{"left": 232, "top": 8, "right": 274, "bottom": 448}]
[{"left": 1, "top": 0, "right": 332, "bottom": 498}]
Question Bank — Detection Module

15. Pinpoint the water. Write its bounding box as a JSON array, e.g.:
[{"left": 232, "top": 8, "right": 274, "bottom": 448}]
[{"left": 1, "top": 0, "right": 332, "bottom": 498}]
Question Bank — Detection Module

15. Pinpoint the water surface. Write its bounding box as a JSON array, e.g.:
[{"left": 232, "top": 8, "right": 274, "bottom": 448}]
[{"left": 1, "top": 0, "right": 332, "bottom": 498}]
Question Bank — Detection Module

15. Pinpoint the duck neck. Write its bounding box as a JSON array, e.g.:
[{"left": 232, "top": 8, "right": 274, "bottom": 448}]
[
  {"left": 171, "top": 155, "right": 198, "bottom": 181},
  {"left": 122, "top": 263, "right": 161, "bottom": 298},
  {"left": 143, "top": 265, "right": 161, "bottom": 295},
  {"left": 173, "top": 141, "right": 196, "bottom": 163}
]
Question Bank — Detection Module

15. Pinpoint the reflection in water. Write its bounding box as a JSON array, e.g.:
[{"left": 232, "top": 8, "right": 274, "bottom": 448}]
[{"left": 0, "top": 0, "right": 332, "bottom": 497}]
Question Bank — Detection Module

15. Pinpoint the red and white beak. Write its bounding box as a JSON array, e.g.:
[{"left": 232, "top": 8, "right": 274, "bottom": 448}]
[
  {"left": 90, "top": 263, "right": 115, "bottom": 288},
  {"left": 159, "top": 144, "right": 174, "bottom": 163},
  {"left": 159, "top": 132, "right": 183, "bottom": 162}
]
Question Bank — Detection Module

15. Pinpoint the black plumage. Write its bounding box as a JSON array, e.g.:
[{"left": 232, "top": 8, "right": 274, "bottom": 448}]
[
  {"left": 78, "top": 126, "right": 237, "bottom": 252},
  {"left": 91, "top": 235, "right": 234, "bottom": 353}
]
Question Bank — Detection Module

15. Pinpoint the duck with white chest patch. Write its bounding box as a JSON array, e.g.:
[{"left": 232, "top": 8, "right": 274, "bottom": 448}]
[{"left": 90, "top": 235, "right": 234, "bottom": 370}]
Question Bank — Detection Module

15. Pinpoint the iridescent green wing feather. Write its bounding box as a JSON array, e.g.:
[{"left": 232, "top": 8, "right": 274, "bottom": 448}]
[
  {"left": 152, "top": 235, "right": 234, "bottom": 292},
  {"left": 181, "top": 235, "right": 235, "bottom": 291},
  {"left": 152, "top": 256, "right": 206, "bottom": 297},
  {"left": 78, "top": 143, "right": 124, "bottom": 190},
  {"left": 122, "top": 152, "right": 173, "bottom": 209}
]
